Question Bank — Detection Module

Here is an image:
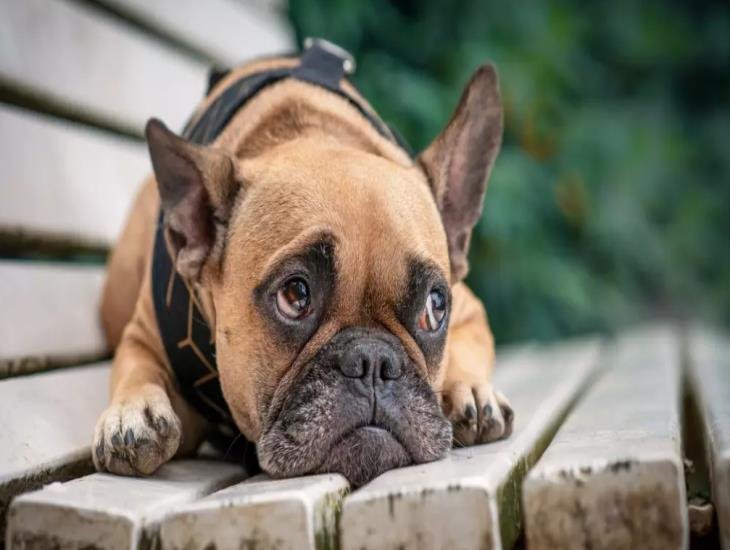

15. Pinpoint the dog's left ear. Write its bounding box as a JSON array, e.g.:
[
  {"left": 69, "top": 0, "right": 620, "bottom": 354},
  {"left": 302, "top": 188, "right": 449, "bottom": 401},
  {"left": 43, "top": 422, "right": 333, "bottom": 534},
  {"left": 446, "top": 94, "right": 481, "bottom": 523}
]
[
  {"left": 419, "top": 64, "right": 503, "bottom": 282},
  {"left": 146, "top": 118, "right": 239, "bottom": 282}
]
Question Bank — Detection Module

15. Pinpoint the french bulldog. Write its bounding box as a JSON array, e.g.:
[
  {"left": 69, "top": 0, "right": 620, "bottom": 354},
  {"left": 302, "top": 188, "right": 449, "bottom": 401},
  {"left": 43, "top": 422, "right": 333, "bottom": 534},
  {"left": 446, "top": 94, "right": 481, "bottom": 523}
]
[{"left": 93, "top": 47, "right": 513, "bottom": 487}]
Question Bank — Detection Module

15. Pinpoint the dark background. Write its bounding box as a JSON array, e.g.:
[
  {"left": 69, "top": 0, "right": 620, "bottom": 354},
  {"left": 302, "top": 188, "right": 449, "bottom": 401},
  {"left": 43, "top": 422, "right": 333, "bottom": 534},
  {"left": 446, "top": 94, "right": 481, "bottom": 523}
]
[{"left": 287, "top": 0, "right": 730, "bottom": 345}]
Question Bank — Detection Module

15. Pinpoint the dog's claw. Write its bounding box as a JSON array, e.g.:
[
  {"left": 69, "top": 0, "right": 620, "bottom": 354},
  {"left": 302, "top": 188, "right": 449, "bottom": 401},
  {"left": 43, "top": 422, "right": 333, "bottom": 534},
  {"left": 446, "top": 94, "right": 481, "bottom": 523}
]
[
  {"left": 154, "top": 416, "right": 169, "bottom": 436},
  {"left": 95, "top": 441, "right": 105, "bottom": 465},
  {"left": 111, "top": 432, "right": 124, "bottom": 449},
  {"left": 503, "top": 403, "right": 514, "bottom": 424}
]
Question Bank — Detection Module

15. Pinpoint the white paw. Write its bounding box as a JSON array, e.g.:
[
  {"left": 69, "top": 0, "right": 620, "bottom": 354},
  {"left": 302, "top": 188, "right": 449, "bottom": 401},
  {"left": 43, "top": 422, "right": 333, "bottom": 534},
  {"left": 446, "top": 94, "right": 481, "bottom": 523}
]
[{"left": 92, "top": 386, "right": 181, "bottom": 475}]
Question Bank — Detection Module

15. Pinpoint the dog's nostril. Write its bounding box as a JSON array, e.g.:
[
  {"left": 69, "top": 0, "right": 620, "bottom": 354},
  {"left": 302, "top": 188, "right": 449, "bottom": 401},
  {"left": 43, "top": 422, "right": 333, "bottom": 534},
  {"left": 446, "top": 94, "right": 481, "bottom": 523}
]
[
  {"left": 379, "top": 357, "right": 402, "bottom": 380},
  {"left": 340, "top": 349, "right": 368, "bottom": 378},
  {"left": 358, "top": 357, "right": 370, "bottom": 378}
]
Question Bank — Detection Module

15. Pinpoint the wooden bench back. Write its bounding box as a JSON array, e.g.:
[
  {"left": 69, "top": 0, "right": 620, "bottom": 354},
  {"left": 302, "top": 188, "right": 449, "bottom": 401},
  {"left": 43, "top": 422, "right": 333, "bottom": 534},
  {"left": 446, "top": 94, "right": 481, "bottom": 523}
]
[{"left": 0, "top": 0, "right": 293, "bottom": 377}]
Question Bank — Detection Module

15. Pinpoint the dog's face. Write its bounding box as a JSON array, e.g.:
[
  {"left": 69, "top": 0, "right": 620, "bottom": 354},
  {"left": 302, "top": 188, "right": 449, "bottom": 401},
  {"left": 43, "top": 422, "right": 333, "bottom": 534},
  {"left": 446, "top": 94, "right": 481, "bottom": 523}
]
[
  {"left": 215, "top": 143, "right": 454, "bottom": 485},
  {"left": 146, "top": 64, "right": 502, "bottom": 485}
]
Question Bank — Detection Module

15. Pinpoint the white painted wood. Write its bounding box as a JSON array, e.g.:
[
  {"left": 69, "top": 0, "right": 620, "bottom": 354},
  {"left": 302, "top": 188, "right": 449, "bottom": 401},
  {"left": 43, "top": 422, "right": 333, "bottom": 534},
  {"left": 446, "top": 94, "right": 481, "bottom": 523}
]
[
  {"left": 340, "top": 338, "right": 602, "bottom": 550},
  {"left": 0, "top": 0, "right": 207, "bottom": 132},
  {"left": 687, "top": 327, "right": 730, "bottom": 548},
  {"left": 0, "top": 363, "right": 110, "bottom": 488},
  {"left": 100, "top": 0, "right": 294, "bottom": 66},
  {"left": 523, "top": 326, "right": 688, "bottom": 550},
  {"left": 0, "top": 363, "right": 109, "bottom": 533},
  {"left": 0, "top": 105, "right": 149, "bottom": 246},
  {"left": 0, "top": 262, "right": 106, "bottom": 371},
  {"left": 159, "top": 473, "right": 348, "bottom": 550},
  {"left": 6, "top": 460, "right": 246, "bottom": 549}
]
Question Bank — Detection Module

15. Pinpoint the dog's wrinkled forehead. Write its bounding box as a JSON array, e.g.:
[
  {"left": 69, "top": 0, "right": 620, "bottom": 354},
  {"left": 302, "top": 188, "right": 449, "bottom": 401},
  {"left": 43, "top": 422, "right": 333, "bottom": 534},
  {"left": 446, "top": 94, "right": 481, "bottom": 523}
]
[{"left": 227, "top": 138, "right": 451, "bottom": 292}]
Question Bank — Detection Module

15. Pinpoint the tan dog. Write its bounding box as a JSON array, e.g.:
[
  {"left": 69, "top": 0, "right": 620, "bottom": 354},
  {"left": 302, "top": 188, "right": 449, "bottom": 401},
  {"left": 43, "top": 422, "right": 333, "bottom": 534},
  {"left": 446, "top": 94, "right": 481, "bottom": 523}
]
[{"left": 94, "top": 48, "right": 513, "bottom": 486}]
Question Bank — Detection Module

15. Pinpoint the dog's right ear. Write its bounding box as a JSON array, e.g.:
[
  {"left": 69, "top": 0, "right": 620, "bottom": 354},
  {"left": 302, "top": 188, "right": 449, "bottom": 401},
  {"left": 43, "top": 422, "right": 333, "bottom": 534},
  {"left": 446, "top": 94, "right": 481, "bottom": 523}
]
[{"left": 145, "top": 118, "right": 239, "bottom": 281}]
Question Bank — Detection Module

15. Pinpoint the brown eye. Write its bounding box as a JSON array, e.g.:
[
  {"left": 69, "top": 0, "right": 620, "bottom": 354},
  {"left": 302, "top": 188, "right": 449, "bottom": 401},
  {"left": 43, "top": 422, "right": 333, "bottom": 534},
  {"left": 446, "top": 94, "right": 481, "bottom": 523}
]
[
  {"left": 276, "top": 278, "right": 311, "bottom": 319},
  {"left": 418, "top": 289, "right": 447, "bottom": 332}
]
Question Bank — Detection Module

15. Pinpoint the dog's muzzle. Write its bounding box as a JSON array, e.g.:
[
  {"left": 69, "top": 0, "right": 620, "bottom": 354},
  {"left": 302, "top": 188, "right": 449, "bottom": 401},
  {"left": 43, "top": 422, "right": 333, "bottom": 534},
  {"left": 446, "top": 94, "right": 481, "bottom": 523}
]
[{"left": 257, "top": 327, "right": 452, "bottom": 486}]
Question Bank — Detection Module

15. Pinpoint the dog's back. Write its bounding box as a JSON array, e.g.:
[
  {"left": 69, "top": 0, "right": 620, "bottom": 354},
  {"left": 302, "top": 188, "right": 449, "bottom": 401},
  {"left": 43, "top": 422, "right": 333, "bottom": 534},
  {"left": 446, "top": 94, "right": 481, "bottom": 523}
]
[{"left": 100, "top": 177, "right": 158, "bottom": 349}]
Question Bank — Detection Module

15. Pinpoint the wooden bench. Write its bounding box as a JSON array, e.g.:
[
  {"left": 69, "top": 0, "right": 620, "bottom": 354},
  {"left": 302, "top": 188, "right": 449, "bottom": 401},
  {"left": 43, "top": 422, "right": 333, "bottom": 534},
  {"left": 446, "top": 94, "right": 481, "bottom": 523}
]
[{"left": 2, "top": 1, "right": 729, "bottom": 549}]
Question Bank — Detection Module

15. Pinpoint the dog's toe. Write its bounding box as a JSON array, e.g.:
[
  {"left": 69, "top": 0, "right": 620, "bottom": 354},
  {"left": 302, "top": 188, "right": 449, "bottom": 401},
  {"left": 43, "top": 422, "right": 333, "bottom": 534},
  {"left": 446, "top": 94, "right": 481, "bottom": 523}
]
[
  {"left": 92, "top": 388, "right": 181, "bottom": 476},
  {"left": 442, "top": 382, "right": 481, "bottom": 446},
  {"left": 477, "top": 388, "right": 514, "bottom": 443}
]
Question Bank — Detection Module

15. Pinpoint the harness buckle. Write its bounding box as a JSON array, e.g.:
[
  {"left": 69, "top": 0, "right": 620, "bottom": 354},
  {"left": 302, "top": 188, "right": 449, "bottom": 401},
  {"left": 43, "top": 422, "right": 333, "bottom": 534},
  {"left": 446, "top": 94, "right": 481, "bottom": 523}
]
[{"left": 303, "top": 37, "right": 356, "bottom": 75}]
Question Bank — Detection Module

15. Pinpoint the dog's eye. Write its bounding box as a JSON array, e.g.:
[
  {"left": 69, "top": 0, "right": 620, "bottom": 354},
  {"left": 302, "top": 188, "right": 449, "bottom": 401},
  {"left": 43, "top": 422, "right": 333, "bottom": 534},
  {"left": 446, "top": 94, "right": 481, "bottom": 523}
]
[
  {"left": 418, "top": 289, "right": 447, "bottom": 332},
  {"left": 276, "top": 277, "right": 311, "bottom": 319}
]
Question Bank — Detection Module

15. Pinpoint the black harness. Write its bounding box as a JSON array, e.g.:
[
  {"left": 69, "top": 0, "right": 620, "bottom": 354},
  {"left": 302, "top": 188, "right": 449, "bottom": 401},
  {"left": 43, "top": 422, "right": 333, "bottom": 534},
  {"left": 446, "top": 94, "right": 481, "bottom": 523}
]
[{"left": 151, "top": 39, "right": 412, "bottom": 467}]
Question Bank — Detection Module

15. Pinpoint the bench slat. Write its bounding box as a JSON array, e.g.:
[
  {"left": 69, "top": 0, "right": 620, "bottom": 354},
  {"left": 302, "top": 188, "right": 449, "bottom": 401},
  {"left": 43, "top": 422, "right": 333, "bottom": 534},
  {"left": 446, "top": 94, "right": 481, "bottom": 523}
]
[
  {"left": 0, "top": 261, "right": 107, "bottom": 377},
  {"left": 523, "top": 326, "right": 688, "bottom": 550},
  {"left": 0, "top": 0, "right": 207, "bottom": 133},
  {"left": 98, "top": 0, "right": 293, "bottom": 66},
  {"left": 340, "top": 338, "right": 602, "bottom": 550},
  {"left": 687, "top": 327, "right": 730, "bottom": 548},
  {"left": 0, "top": 261, "right": 107, "bottom": 375},
  {"left": 0, "top": 362, "right": 110, "bottom": 535},
  {"left": 159, "top": 473, "right": 348, "bottom": 550},
  {"left": 0, "top": 105, "right": 149, "bottom": 247},
  {"left": 6, "top": 460, "right": 246, "bottom": 549}
]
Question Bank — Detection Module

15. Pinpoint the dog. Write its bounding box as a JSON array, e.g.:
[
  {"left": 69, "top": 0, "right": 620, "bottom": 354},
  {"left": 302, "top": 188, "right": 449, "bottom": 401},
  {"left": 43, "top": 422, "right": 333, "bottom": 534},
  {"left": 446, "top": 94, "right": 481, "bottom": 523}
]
[{"left": 93, "top": 40, "right": 513, "bottom": 487}]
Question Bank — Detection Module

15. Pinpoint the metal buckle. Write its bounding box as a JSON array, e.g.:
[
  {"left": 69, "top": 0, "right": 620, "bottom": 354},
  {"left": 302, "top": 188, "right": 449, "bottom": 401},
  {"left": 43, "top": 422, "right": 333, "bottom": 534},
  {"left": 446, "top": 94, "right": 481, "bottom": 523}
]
[{"left": 303, "top": 37, "right": 356, "bottom": 75}]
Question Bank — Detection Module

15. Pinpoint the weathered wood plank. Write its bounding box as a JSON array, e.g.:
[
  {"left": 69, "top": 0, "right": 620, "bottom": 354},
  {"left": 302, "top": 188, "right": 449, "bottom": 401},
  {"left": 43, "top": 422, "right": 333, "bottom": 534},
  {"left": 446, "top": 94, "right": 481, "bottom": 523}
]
[
  {"left": 687, "top": 327, "right": 730, "bottom": 548},
  {"left": 0, "top": 0, "right": 207, "bottom": 132},
  {"left": 159, "top": 473, "right": 348, "bottom": 550},
  {"left": 0, "top": 105, "right": 149, "bottom": 247},
  {"left": 0, "top": 261, "right": 107, "bottom": 376},
  {"left": 0, "top": 362, "right": 110, "bottom": 536},
  {"left": 6, "top": 460, "right": 246, "bottom": 549},
  {"left": 340, "top": 338, "right": 602, "bottom": 550},
  {"left": 523, "top": 326, "right": 688, "bottom": 550},
  {"left": 97, "top": 0, "right": 294, "bottom": 66}
]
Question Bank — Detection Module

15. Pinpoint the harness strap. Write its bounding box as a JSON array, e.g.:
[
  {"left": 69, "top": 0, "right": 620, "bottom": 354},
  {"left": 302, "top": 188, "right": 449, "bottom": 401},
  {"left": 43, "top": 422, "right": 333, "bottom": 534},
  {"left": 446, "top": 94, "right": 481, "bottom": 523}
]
[{"left": 183, "top": 40, "right": 413, "bottom": 155}]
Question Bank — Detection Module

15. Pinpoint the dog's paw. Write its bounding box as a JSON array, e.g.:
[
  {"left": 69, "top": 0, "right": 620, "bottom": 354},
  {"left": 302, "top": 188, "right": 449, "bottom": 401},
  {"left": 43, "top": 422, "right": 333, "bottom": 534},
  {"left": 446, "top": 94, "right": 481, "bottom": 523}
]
[
  {"left": 442, "top": 382, "right": 514, "bottom": 446},
  {"left": 92, "top": 386, "right": 182, "bottom": 475}
]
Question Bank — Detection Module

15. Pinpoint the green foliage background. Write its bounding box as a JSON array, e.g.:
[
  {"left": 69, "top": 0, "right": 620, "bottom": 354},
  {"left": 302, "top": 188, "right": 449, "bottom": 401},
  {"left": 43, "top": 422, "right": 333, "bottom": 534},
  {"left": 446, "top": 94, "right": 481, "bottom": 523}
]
[{"left": 287, "top": 0, "right": 730, "bottom": 344}]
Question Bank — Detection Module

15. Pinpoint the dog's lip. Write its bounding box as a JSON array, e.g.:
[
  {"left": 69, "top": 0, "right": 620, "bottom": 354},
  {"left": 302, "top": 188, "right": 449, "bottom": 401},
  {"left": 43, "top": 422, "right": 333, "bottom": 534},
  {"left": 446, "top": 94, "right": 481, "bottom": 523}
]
[
  {"left": 338, "top": 423, "right": 394, "bottom": 439},
  {"left": 359, "top": 425, "right": 388, "bottom": 433},
  {"left": 326, "top": 423, "right": 408, "bottom": 455}
]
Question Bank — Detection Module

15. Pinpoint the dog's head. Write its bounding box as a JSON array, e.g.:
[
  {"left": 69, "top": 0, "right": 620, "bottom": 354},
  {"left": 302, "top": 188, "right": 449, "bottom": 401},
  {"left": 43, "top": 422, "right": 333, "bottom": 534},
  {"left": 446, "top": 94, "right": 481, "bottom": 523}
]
[{"left": 145, "top": 64, "right": 502, "bottom": 485}]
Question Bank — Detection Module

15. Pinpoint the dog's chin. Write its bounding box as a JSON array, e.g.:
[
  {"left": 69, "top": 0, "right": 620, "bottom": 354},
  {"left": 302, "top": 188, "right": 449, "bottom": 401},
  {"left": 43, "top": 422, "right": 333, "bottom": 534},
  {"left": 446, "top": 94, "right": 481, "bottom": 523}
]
[
  {"left": 314, "top": 426, "right": 411, "bottom": 487},
  {"left": 257, "top": 424, "right": 413, "bottom": 488}
]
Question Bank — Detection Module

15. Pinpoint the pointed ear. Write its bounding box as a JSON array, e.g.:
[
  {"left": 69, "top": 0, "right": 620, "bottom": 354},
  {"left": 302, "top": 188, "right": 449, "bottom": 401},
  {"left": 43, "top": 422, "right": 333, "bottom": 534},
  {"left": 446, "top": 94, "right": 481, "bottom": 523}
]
[
  {"left": 419, "top": 64, "right": 503, "bottom": 282},
  {"left": 145, "top": 118, "right": 239, "bottom": 281}
]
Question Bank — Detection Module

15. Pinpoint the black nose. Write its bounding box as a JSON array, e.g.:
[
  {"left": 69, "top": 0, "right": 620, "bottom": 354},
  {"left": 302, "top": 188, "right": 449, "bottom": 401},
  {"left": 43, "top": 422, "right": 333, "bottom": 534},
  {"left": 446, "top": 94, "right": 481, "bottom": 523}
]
[{"left": 340, "top": 338, "right": 403, "bottom": 381}]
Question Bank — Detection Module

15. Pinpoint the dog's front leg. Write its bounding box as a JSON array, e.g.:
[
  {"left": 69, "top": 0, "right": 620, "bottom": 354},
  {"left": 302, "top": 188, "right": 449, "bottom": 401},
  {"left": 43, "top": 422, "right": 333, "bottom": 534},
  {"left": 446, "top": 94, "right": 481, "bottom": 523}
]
[
  {"left": 93, "top": 305, "right": 206, "bottom": 475},
  {"left": 441, "top": 283, "right": 514, "bottom": 446}
]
